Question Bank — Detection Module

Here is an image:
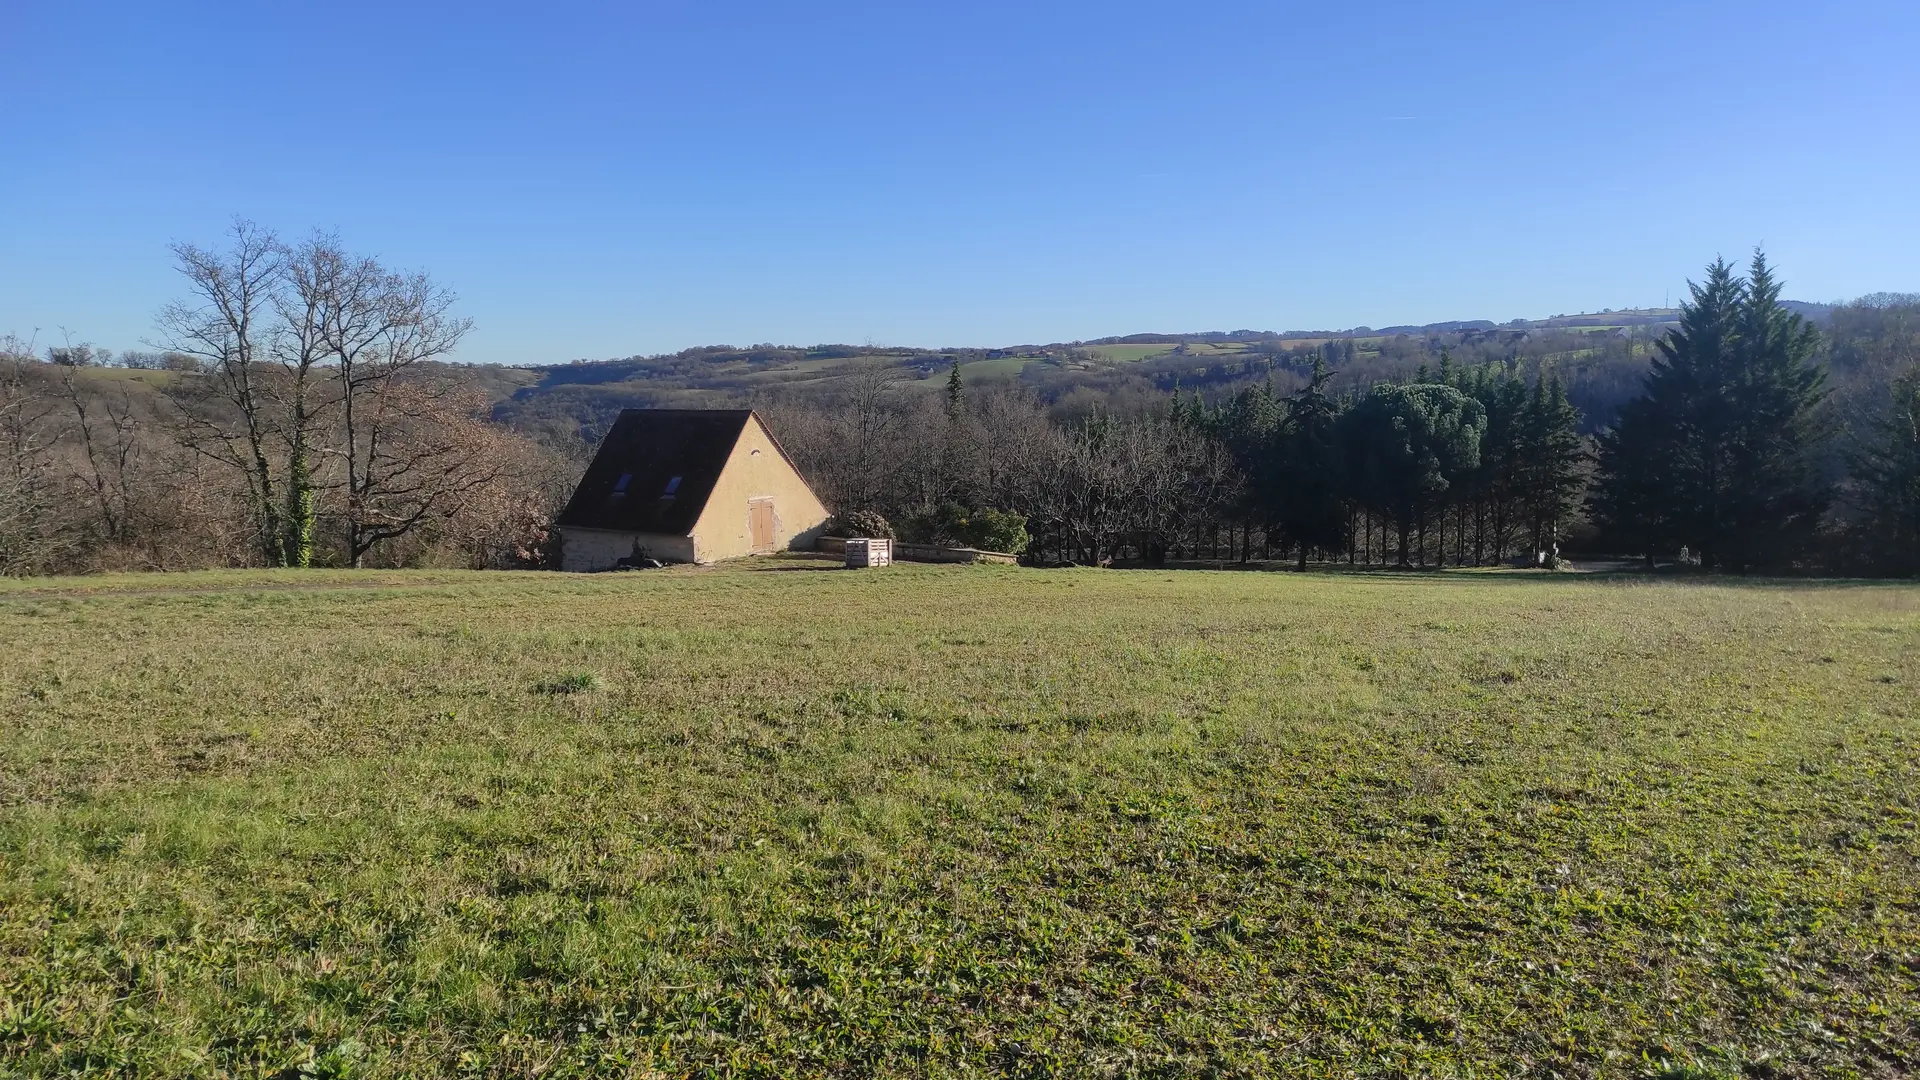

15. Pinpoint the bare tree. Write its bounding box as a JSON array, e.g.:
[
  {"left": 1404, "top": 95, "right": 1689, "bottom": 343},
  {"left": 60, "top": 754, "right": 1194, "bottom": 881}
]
[
  {"left": 1119, "top": 414, "right": 1237, "bottom": 564},
  {"left": 0, "top": 336, "right": 59, "bottom": 574},
  {"left": 153, "top": 225, "right": 490, "bottom": 568},
  {"left": 765, "top": 360, "right": 916, "bottom": 516},
  {"left": 271, "top": 234, "right": 362, "bottom": 567},
  {"left": 153, "top": 220, "right": 289, "bottom": 565},
  {"left": 310, "top": 257, "right": 475, "bottom": 566},
  {"left": 973, "top": 386, "right": 1054, "bottom": 512},
  {"left": 1006, "top": 411, "right": 1234, "bottom": 565},
  {"left": 353, "top": 388, "right": 571, "bottom": 569},
  {"left": 52, "top": 345, "right": 143, "bottom": 549},
  {"left": 336, "top": 378, "right": 508, "bottom": 567},
  {"left": 832, "top": 360, "right": 914, "bottom": 513}
]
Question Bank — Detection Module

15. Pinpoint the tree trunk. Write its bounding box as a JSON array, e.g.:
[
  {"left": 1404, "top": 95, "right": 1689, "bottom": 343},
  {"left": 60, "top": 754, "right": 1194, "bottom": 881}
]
[
  {"left": 283, "top": 435, "right": 314, "bottom": 568},
  {"left": 252, "top": 453, "right": 282, "bottom": 567}
]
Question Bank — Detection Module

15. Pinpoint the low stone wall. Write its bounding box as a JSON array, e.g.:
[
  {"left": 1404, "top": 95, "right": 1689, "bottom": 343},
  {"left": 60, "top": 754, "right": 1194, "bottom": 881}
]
[{"left": 815, "top": 536, "right": 1019, "bottom": 565}]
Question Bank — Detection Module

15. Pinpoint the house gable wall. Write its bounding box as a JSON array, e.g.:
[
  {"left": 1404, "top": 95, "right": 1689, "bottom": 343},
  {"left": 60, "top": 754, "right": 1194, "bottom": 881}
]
[{"left": 689, "top": 415, "right": 831, "bottom": 562}]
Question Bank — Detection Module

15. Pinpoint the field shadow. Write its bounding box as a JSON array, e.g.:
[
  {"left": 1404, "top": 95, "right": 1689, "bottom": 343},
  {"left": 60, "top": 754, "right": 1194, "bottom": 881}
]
[
  {"left": 1098, "top": 559, "right": 1915, "bottom": 591},
  {"left": 748, "top": 554, "right": 846, "bottom": 572}
]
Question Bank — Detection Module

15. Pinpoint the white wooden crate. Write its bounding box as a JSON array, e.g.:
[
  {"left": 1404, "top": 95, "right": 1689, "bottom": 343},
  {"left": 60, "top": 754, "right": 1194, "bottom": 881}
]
[{"left": 845, "top": 537, "right": 893, "bottom": 568}]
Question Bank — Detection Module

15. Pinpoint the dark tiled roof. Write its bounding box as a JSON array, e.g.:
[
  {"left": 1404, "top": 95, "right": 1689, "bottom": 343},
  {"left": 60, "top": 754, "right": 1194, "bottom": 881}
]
[{"left": 555, "top": 409, "right": 752, "bottom": 534}]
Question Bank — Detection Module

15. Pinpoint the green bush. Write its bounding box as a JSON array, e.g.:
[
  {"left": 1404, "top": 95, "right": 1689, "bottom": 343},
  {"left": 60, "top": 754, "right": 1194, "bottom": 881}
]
[
  {"left": 963, "top": 507, "right": 1029, "bottom": 554},
  {"left": 823, "top": 510, "right": 895, "bottom": 539},
  {"left": 900, "top": 503, "right": 1029, "bottom": 554}
]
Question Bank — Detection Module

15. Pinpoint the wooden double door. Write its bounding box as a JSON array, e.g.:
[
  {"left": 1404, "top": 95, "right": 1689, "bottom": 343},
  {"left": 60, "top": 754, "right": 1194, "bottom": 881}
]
[{"left": 748, "top": 498, "right": 776, "bottom": 554}]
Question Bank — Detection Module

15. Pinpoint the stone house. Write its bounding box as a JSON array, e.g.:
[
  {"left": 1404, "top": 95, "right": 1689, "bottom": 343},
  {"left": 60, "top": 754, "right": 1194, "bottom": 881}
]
[{"left": 554, "top": 409, "right": 830, "bottom": 570}]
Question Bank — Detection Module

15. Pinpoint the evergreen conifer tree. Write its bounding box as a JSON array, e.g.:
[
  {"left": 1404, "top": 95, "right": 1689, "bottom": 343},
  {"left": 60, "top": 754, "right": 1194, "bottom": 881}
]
[
  {"left": 944, "top": 360, "right": 963, "bottom": 419},
  {"left": 1341, "top": 383, "right": 1484, "bottom": 566},
  {"left": 1520, "top": 374, "right": 1585, "bottom": 564},
  {"left": 1850, "top": 369, "right": 1920, "bottom": 575},
  {"left": 1199, "top": 382, "right": 1280, "bottom": 562},
  {"left": 1472, "top": 365, "right": 1532, "bottom": 563},
  {"left": 1589, "top": 405, "right": 1674, "bottom": 569},
  {"left": 1592, "top": 254, "right": 1829, "bottom": 571},
  {"left": 1273, "top": 359, "right": 1348, "bottom": 568},
  {"left": 1722, "top": 254, "right": 1830, "bottom": 569}
]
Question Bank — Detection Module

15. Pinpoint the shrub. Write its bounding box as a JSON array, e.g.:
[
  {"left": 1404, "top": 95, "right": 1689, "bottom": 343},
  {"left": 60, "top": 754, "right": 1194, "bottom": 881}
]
[
  {"left": 963, "top": 507, "right": 1029, "bottom": 554},
  {"left": 823, "top": 510, "right": 895, "bottom": 539},
  {"left": 900, "top": 503, "right": 1029, "bottom": 554}
]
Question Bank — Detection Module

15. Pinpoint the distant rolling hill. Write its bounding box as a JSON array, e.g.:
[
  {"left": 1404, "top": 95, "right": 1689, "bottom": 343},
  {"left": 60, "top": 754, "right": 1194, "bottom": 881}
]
[{"left": 490, "top": 302, "right": 1856, "bottom": 443}]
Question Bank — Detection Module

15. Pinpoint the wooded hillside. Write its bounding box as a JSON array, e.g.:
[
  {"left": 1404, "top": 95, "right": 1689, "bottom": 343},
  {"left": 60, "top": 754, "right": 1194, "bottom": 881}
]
[{"left": 7, "top": 227, "right": 1917, "bottom": 579}]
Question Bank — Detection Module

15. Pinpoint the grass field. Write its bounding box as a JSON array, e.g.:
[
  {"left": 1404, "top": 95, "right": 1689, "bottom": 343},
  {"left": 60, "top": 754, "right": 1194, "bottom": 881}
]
[
  {"left": 949, "top": 357, "right": 1032, "bottom": 382},
  {"left": 1085, "top": 345, "right": 1177, "bottom": 363},
  {"left": 2, "top": 563, "right": 1916, "bottom": 1077}
]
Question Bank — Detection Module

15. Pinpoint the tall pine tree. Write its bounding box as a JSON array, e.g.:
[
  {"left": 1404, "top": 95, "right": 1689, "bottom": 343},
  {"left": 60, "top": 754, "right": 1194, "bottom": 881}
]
[
  {"left": 1272, "top": 359, "right": 1348, "bottom": 569},
  {"left": 944, "top": 360, "right": 963, "bottom": 419},
  {"left": 1850, "top": 369, "right": 1920, "bottom": 575},
  {"left": 1520, "top": 373, "right": 1585, "bottom": 564},
  {"left": 1592, "top": 253, "right": 1829, "bottom": 571},
  {"left": 1723, "top": 255, "right": 1831, "bottom": 568},
  {"left": 1456, "top": 363, "right": 1532, "bottom": 564}
]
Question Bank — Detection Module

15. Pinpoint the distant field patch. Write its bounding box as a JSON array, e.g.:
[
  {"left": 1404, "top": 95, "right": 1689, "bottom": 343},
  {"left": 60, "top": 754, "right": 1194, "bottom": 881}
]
[
  {"left": 953, "top": 356, "right": 1031, "bottom": 380},
  {"left": 764, "top": 356, "right": 849, "bottom": 374},
  {"left": 1085, "top": 343, "right": 1177, "bottom": 362}
]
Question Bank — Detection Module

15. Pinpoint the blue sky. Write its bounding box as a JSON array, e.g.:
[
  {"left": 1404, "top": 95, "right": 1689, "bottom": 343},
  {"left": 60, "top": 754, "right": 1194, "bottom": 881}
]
[{"left": 3, "top": 1, "right": 1916, "bottom": 364}]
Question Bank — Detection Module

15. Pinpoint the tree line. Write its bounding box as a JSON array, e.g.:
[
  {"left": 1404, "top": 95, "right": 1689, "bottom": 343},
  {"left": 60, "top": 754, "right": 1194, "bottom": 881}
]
[
  {"left": 6, "top": 240, "right": 1919, "bottom": 578},
  {"left": 771, "top": 254, "right": 1920, "bottom": 576},
  {"left": 769, "top": 351, "right": 1584, "bottom": 569}
]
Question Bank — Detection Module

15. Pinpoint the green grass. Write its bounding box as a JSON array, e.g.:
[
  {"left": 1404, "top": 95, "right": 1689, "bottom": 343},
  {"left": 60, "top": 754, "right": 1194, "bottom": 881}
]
[
  {"left": 2, "top": 563, "right": 1917, "bottom": 1077},
  {"left": 949, "top": 357, "right": 1031, "bottom": 381},
  {"left": 1077, "top": 342, "right": 1262, "bottom": 364},
  {"left": 745, "top": 357, "right": 849, "bottom": 376}
]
